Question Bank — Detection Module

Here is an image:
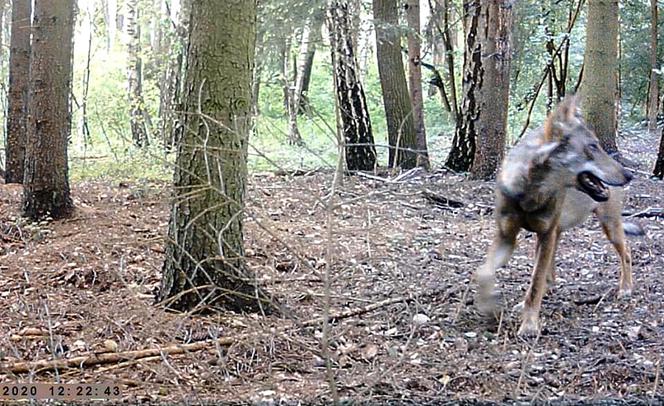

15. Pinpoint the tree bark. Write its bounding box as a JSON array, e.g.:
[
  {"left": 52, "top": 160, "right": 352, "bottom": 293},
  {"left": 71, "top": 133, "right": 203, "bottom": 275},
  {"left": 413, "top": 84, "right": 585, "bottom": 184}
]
[
  {"left": 581, "top": 0, "right": 619, "bottom": 154},
  {"left": 647, "top": 0, "right": 659, "bottom": 132},
  {"left": 22, "top": 0, "right": 75, "bottom": 219},
  {"left": 297, "top": 8, "right": 325, "bottom": 114},
  {"left": 406, "top": 0, "right": 430, "bottom": 169},
  {"left": 127, "top": 0, "right": 150, "bottom": 148},
  {"left": 373, "top": 0, "right": 418, "bottom": 169},
  {"left": 4, "top": 0, "right": 32, "bottom": 184},
  {"left": 655, "top": 126, "right": 664, "bottom": 179},
  {"left": 470, "top": 0, "right": 513, "bottom": 180},
  {"left": 445, "top": 0, "right": 480, "bottom": 172},
  {"left": 159, "top": 0, "right": 190, "bottom": 150},
  {"left": 159, "top": 0, "right": 275, "bottom": 314},
  {"left": 445, "top": 0, "right": 512, "bottom": 178},
  {"left": 328, "top": 0, "right": 376, "bottom": 172}
]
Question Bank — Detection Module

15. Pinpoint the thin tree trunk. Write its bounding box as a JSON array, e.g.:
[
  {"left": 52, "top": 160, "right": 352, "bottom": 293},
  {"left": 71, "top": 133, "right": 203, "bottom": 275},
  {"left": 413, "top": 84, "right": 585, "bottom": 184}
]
[
  {"left": 328, "top": 0, "right": 376, "bottom": 172},
  {"left": 160, "top": 0, "right": 190, "bottom": 150},
  {"left": 439, "top": 0, "right": 458, "bottom": 117},
  {"left": 373, "top": 0, "right": 418, "bottom": 168},
  {"left": 298, "top": 8, "right": 325, "bottom": 114},
  {"left": 22, "top": 0, "right": 75, "bottom": 219},
  {"left": 127, "top": 0, "right": 150, "bottom": 148},
  {"left": 80, "top": 2, "right": 94, "bottom": 147},
  {"left": 159, "top": 0, "right": 275, "bottom": 314},
  {"left": 405, "top": 0, "right": 430, "bottom": 169},
  {"left": 647, "top": 0, "right": 659, "bottom": 132},
  {"left": 4, "top": 0, "right": 32, "bottom": 184},
  {"left": 581, "top": 0, "right": 619, "bottom": 154},
  {"left": 655, "top": 125, "right": 664, "bottom": 179}
]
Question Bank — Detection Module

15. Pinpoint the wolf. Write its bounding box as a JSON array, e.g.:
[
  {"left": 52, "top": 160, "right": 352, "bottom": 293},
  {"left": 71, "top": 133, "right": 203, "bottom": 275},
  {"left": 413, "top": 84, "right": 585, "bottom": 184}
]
[{"left": 475, "top": 96, "right": 642, "bottom": 336}]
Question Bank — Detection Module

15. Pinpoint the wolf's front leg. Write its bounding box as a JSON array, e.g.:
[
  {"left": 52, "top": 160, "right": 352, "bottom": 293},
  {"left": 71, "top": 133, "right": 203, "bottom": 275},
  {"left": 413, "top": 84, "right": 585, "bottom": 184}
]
[
  {"left": 476, "top": 224, "right": 519, "bottom": 317},
  {"left": 518, "top": 229, "right": 558, "bottom": 336}
]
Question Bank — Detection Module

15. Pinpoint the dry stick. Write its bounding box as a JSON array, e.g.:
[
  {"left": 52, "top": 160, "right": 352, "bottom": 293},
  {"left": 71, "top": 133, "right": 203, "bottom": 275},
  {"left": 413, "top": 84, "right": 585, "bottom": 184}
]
[
  {"left": 653, "top": 357, "right": 661, "bottom": 400},
  {"left": 1, "top": 338, "right": 235, "bottom": 374}
]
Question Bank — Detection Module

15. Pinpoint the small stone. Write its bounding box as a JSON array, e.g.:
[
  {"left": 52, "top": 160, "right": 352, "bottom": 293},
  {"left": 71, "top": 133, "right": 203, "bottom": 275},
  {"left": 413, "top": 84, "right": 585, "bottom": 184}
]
[{"left": 413, "top": 314, "right": 430, "bottom": 326}]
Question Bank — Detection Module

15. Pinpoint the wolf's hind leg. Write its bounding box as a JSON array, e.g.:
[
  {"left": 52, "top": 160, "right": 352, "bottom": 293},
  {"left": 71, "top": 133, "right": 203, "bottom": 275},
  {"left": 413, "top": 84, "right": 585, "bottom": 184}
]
[{"left": 597, "top": 211, "right": 633, "bottom": 297}]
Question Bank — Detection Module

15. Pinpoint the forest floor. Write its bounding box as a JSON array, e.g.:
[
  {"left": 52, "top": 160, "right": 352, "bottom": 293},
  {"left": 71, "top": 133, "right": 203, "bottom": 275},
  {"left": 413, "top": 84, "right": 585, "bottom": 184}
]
[{"left": 0, "top": 129, "right": 663, "bottom": 405}]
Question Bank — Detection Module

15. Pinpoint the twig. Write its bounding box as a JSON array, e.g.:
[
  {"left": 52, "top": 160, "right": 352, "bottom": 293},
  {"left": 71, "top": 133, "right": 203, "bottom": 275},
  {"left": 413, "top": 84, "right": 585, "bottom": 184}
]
[{"left": 623, "top": 207, "right": 664, "bottom": 219}]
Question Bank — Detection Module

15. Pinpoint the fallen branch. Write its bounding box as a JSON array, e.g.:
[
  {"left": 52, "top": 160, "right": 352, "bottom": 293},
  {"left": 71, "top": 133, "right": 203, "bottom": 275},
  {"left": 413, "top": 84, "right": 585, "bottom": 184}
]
[
  {"left": 422, "top": 190, "right": 465, "bottom": 209},
  {"left": 1, "top": 286, "right": 458, "bottom": 375},
  {"left": 0, "top": 338, "right": 235, "bottom": 374},
  {"left": 623, "top": 207, "right": 664, "bottom": 219}
]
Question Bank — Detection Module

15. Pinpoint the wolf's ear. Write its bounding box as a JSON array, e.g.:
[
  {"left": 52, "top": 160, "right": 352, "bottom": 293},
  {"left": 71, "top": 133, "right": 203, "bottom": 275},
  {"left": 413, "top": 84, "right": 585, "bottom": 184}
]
[
  {"left": 533, "top": 141, "right": 560, "bottom": 166},
  {"left": 543, "top": 95, "right": 580, "bottom": 142}
]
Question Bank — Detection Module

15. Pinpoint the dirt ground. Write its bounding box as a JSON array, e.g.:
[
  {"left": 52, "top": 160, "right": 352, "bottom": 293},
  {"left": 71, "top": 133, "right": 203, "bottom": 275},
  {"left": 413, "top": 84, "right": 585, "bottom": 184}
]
[{"left": 0, "top": 130, "right": 663, "bottom": 405}]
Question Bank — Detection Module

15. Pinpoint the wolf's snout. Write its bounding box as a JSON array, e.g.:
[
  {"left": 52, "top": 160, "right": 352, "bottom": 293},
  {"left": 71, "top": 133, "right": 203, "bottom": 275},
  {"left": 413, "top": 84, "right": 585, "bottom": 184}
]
[{"left": 622, "top": 168, "right": 633, "bottom": 183}]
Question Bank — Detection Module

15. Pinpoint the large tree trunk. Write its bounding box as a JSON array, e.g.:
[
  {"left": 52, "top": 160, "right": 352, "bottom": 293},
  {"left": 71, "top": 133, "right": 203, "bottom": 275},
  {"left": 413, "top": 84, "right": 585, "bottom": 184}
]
[
  {"left": 647, "top": 0, "right": 659, "bottom": 132},
  {"left": 328, "top": 0, "right": 376, "bottom": 172},
  {"left": 470, "top": 0, "right": 513, "bottom": 179},
  {"left": 445, "top": 0, "right": 512, "bottom": 178},
  {"left": 126, "top": 0, "right": 150, "bottom": 147},
  {"left": 372, "top": 0, "right": 417, "bottom": 169},
  {"left": 22, "top": 0, "right": 75, "bottom": 219},
  {"left": 158, "top": 0, "right": 274, "bottom": 314},
  {"left": 581, "top": 0, "right": 619, "bottom": 154},
  {"left": 4, "top": 0, "right": 32, "bottom": 184},
  {"left": 406, "top": 0, "right": 430, "bottom": 169}
]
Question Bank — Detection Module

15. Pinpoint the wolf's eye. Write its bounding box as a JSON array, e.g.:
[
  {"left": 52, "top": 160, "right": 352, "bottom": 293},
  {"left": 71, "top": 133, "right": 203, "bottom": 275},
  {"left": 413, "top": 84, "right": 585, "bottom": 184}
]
[{"left": 588, "top": 143, "right": 600, "bottom": 152}]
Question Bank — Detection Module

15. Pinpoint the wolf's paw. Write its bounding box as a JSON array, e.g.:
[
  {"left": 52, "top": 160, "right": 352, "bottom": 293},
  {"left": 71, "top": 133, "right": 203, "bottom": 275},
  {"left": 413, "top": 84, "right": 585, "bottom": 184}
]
[
  {"left": 517, "top": 309, "right": 540, "bottom": 337},
  {"left": 517, "top": 318, "right": 540, "bottom": 337},
  {"left": 617, "top": 287, "right": 632, "bottom": 299},
  {"left": 476, "top": 291, "right": 501, "bottom": 319}
]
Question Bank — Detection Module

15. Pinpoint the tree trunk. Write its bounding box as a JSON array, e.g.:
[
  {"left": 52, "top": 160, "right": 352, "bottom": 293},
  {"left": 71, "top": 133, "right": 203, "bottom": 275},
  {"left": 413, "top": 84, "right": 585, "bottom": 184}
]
[
  {"left": 470, "top": 0, "right": 513, "bottom": 180},
  {"left": 159, "top": 0, "right": 190, "bottom": 151},
  {"left": 4, "top": 0, "right": 32, "bottom": 184},
  {"left": 405, "top": 0, "right": 430, "bottom": 169},
  {"left": 647, "top": 0, "right": 659, "bottom": 132},
  {"left": 297, "top": 8, "right": 325, "bottom": 114},
  {"left": 581, "top": 0, "right": 619, "bottom": 154},
  {"left": 159, "top": 0, "right": 274, "bottom": 314},
  {"left": 126, "top": 0, "right": 150, "bottom": 148},
  {"left": 442, "top": 0, "right": 459, "bottom": 117},
  {"left": 445, "top": 0, "right": 512, "bottom": 178},
  {"left": 655, "top": 126, "right": 664, "bottom": 179},
  {"left": 372, "top": 0, "right": 417, "bottom": 169},
  {"left": 328, "top": 0, "right": 376, "bottom": 172},
  {"left": 445, "top": 0, "right": 480, "bottom": 172},
  {"left": 22, "top": 0, "right": 75, "bottom": 219}
]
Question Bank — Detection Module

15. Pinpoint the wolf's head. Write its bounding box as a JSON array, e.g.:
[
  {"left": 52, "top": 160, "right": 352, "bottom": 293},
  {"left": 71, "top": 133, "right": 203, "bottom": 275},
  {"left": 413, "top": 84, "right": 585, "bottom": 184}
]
[{"left": 534, "top": 96, "right": 633, "bottom": 202}]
